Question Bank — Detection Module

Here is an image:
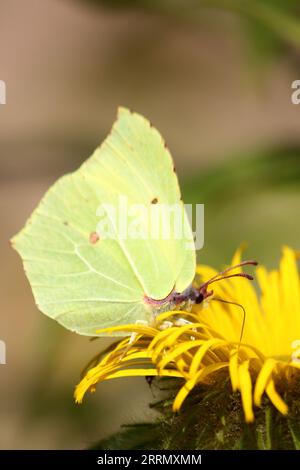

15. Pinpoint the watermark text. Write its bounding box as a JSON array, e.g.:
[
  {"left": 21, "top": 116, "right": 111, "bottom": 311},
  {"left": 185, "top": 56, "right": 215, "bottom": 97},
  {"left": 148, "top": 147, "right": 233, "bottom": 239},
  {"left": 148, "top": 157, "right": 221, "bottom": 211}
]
[
  {"left": 0, "top": 340, "right": 6, "bottom": 364},
  {"left": 95, "top": 196, "right": 204, "bottom": 250},
  {"left": 0, "top": 80, "right": 6, "bottom": 104}
]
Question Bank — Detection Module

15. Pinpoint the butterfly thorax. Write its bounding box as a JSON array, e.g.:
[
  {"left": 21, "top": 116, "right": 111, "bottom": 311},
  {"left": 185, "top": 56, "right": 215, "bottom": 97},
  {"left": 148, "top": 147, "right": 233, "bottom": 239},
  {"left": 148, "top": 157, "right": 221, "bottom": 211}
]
[{"left": 144, "top": 285, "right": 204, "bottom": 316}]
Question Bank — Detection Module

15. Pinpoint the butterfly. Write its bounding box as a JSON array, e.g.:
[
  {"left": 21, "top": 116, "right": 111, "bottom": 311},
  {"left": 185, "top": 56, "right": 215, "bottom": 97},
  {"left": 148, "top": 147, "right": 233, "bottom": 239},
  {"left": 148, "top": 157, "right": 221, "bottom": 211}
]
[{"left": 12, "top": 107, "right": 255, "bottom": 336}]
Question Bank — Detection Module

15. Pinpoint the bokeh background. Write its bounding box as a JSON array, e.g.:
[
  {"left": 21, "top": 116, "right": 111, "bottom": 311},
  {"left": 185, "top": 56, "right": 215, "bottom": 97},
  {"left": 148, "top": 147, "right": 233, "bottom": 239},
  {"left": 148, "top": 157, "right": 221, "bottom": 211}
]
[{"left": 1, "top": 0, "right": 300, "bottom": 449}]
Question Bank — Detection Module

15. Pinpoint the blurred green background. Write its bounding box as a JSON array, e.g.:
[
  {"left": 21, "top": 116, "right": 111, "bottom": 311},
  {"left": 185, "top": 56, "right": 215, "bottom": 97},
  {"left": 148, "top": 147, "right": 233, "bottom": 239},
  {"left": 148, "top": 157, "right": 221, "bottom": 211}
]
[{"left": 1, "top": 0, "right": 300, "bottom": 449}]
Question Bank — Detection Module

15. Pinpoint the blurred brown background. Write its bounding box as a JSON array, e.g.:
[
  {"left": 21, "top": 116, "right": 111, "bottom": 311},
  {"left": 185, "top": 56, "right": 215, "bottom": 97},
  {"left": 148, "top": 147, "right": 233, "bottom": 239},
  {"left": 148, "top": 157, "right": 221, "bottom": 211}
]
[{"left": 1, "top": 0, "right": 300, "bottom": 449}]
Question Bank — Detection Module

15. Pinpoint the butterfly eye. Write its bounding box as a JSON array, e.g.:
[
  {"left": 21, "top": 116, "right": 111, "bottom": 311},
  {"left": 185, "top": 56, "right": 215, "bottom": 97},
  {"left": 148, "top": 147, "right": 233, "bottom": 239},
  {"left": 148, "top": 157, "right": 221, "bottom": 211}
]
[{"left": 195, "top": 293, "right": 204, "bottom": 304}]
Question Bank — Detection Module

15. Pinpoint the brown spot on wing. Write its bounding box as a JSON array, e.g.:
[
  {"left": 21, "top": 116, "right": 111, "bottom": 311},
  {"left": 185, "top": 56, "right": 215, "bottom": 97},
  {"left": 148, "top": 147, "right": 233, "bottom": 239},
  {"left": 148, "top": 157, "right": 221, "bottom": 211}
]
[
  {"left": 151, "top": 197, "right": 158, "bottom": 204},
  {"left": 89, "top": 231, "right": 100, "bottom": 244}
]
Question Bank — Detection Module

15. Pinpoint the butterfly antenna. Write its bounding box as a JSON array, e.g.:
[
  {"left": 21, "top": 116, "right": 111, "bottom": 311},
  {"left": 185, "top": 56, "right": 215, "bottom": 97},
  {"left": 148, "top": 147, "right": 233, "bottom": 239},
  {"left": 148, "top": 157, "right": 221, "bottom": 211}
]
[
  {"left": 199, "top": 260, "right": 257, "bottom": 291},
  {"left": 212, "top": 297, "right": 246, "bottom": 344}
]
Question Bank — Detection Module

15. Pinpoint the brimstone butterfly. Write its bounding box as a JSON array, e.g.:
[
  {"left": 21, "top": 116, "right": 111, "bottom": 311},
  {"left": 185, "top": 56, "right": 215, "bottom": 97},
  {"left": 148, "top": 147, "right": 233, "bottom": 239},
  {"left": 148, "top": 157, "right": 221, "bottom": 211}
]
[{"left": 12, "top": 108, "right": 200, "bottom": 336}]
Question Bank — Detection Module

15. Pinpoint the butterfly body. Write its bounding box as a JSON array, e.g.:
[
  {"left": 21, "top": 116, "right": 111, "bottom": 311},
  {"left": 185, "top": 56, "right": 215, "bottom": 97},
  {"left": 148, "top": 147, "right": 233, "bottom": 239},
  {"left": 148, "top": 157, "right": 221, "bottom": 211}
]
[{"left": 143, "top": 285, "right": 206, "bottom": 320}]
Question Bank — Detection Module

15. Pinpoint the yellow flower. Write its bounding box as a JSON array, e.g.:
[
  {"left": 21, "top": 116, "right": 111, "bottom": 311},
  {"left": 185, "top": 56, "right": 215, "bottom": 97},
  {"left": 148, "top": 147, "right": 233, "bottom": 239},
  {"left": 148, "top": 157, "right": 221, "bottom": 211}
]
[{"left": 75, "top": 246, "right": 300, "bottom": 423}]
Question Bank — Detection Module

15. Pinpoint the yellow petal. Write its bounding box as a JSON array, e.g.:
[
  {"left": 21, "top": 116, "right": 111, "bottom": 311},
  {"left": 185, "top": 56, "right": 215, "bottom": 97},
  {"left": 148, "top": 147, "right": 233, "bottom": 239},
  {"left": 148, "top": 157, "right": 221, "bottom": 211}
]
[
  {"left": 173, "top": 363, "right": 228, "bottom": 412},
  {"left": 189, "top": 339, "right": 226, "bottom": 376},
  {"left": 238, "top": 361, "right": 254, "bottom": 423},
  {"left": 229, "top": 348, "right": 240, "bottom": 391},
  {"left": 254, "top": 359, "right": 276, "bottom": 407},
  {"left": 157, "top": 340, "right": 204, "bottom": 372},
  {"left": 231, "top": 243, "right": 248, "bottom": 268},
  {"left": 96, "top": 324, "right": 157, "bottom": 336},
  {"left": 150, "top": 323, "right": 205, "bottom": 362},
  {"left": 104, "top": 368, "right": 182, "bottom": 380},
  {"left": 266, "top": 379, "right": 288, "bottom": 415}
]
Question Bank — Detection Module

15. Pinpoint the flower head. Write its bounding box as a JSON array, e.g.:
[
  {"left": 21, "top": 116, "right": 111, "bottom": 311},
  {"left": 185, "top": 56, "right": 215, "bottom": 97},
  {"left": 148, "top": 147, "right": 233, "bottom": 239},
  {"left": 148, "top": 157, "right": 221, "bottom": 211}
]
[{"left": 75, "top": 246, "right": 300, "bottom": 422}]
